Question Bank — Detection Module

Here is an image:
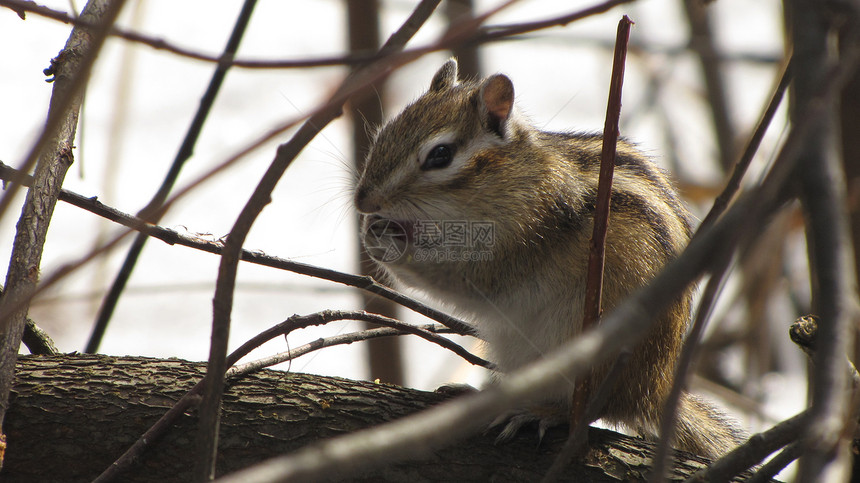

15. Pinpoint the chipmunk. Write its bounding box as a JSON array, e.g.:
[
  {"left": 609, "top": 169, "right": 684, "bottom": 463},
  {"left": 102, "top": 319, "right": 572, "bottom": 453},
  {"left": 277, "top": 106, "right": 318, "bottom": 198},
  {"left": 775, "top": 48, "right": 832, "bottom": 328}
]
[{"left": 354, "top": 59, "right": 745, "bottom": 459}]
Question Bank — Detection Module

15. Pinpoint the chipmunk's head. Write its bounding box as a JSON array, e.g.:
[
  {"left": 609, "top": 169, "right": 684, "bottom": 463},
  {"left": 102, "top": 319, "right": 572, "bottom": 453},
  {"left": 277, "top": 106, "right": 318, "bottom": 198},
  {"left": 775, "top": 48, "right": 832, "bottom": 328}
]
[{"left": 354, "top": 59, "right": 522, "bottom": 222}]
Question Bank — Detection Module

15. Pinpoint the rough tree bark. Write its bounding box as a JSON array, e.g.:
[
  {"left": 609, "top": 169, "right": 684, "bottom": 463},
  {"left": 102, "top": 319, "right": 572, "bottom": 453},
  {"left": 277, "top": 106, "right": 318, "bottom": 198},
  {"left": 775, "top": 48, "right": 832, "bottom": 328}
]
[{"left": 3, "top": 355, "right": 755, "bottom": 482}]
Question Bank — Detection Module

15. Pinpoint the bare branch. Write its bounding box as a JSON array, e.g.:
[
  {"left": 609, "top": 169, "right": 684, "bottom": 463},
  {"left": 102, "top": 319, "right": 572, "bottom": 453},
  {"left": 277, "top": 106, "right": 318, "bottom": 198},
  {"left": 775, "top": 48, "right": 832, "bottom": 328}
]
[
  {"left": 788, "top": 0, "right": 860, "bottom": 477},
  {"left": 685, "top": 411, "right": 809, "bottom": 482},
  {"left": 697, "top": 56, "right": 794, "bottom": 233},
  {"left": 682, "top": 0, "right": 736, "bottom": 171},
  {"left": 2, "top": 0, "right": 634, "bottom": 70},
  {"left": 650, "top": 250, "right": 733, "bottom": 482}
]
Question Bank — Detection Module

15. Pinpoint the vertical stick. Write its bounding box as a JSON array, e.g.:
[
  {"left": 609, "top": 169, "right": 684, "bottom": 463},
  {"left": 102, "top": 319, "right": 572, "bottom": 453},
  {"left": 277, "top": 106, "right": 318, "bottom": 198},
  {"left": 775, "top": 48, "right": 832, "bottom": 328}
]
[{"left": 570, "top": 12, "right": 633, "bottom": 436}]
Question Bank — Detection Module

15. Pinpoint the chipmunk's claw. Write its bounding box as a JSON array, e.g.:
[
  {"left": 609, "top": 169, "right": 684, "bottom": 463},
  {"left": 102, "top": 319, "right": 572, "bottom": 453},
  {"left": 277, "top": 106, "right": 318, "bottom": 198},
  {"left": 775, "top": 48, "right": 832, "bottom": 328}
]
[{"left": 489, "top": 408, "right": 567, "bottom": 446}]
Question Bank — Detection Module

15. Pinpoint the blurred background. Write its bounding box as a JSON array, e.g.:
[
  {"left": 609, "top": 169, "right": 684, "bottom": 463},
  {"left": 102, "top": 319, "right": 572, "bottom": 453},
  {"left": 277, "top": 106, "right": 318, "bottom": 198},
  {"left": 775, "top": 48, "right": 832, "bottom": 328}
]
[{"left": 1, "top": 0, "right": 815, "bottom": 476}]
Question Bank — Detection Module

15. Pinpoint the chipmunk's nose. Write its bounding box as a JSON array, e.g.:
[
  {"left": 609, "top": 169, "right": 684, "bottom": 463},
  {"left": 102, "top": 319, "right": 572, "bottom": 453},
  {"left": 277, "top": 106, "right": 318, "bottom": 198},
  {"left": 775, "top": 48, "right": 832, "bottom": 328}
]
[{"left": 355, "top": 187, "right": 382, "bottom": 214}]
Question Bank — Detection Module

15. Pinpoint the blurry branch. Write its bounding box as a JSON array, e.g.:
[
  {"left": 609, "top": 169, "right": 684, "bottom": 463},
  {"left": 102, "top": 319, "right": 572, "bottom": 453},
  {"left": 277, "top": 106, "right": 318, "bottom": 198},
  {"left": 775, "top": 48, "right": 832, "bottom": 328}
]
[
  {"left": 94, "top": 309, "right": 482, "bottom": 483},
  {"left": 788, "top": 0, "right": 860, "bottom": 477},
  {"left": 685, "top": 411, "right": 809, "bottom": 482},
  {"left": 690, "top": 313, "right": 860, "bottom": 482},
  {"left": 0, "top": 0, "right": 125, "bottom": 470},
  {"left": 651, "top": 246, "right": 733, "bottom": 482},
  {"left": 85, "top": 0, "right": 258, "bottom": 355},
  {"left": 746, "top": 442, "right": 803, "bottom": 483},
  {"left": 2, "top": 0, "right": 634, "bottom": 69},
  {"left": 531, "top": 33, "right": 782, "bottom": 65},
  {"left": 445, "top": 0, "right": 482, "bottom": 78},
  {"left": 682, "top": 0, "right": 737, "bottom": 172},
  {"left": 655, "top": 55, "right": 793, "bottom": 471},
  {"left": 479, "top": 0, "right": 632, "bottom": 40},
  {"left": 0, "top": 160, "right": 475, "bottom": 337}
]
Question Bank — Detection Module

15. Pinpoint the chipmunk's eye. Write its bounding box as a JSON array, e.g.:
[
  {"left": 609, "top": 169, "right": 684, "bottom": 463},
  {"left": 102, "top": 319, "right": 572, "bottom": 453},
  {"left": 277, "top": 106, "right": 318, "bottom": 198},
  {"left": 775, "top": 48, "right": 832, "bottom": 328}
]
[{"left": 421, "top": 144, "right": 455, "bottom": 170}]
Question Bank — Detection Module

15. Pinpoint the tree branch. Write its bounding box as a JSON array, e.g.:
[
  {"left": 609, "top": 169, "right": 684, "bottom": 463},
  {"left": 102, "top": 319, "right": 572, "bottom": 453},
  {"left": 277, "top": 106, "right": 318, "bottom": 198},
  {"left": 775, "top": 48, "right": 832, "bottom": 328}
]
[
  {"left": 682, "top": 0, "right": 736, "bottom": 171},
  {"left": 697, "top": 56, "right": 793, "bottom": 233}
]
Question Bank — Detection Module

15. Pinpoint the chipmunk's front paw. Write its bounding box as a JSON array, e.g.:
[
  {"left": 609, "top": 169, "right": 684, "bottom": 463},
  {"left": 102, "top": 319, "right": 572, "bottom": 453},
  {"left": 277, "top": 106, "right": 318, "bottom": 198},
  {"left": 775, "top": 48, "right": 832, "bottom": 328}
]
[{"left": 489, "top": 406, "right": 567, "bottom": 445}]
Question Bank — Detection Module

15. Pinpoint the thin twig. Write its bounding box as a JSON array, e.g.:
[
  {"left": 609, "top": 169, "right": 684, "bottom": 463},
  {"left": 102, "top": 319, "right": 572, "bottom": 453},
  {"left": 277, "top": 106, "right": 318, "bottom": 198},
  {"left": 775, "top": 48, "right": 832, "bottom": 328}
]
[
  {"left": 568, "top": 13, "right": 632, "bottom": 463},
  {"left": 746, "top": 442, "right": 802, "bottom": 483},
  {"left": 583, "top": 14, "right": 632, "bottom": 346},
  {"left": 697, "top": 56, "right": 794, "bottom": 234},
  {"left": 85, "top": 0, "right": 259, "bottom": 354},
  {"left": 227, "top": 322, "right": 491, "bottom": 380},
  {"left": 682, "top": 0, "right": 736, "bottom": 171},
  {"left": 650, "top": 250, "right": 733, "bottom": 482},
  {"left": 480, "top": 0, "right": 633, "bottom": 41},
  {"left": 2, "top": 0, "right": 634, "bottom": 70}
]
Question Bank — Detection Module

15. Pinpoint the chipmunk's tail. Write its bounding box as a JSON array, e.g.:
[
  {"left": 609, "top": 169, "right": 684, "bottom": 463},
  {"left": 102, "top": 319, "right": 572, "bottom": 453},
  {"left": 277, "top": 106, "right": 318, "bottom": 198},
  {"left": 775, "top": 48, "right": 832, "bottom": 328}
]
[{"left": 674, "top": 392, "right": 747, "bottom": 459}]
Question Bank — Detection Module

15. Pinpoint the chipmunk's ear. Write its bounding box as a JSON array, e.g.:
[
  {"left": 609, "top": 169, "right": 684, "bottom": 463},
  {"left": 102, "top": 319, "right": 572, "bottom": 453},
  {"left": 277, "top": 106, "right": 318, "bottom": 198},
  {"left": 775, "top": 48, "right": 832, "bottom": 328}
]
[
  {"left": 479, "top": 74, "right": 514, "bottom": 138},
  {"left": 430, "top": 59, "right": 459, "bottom": 92}
]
